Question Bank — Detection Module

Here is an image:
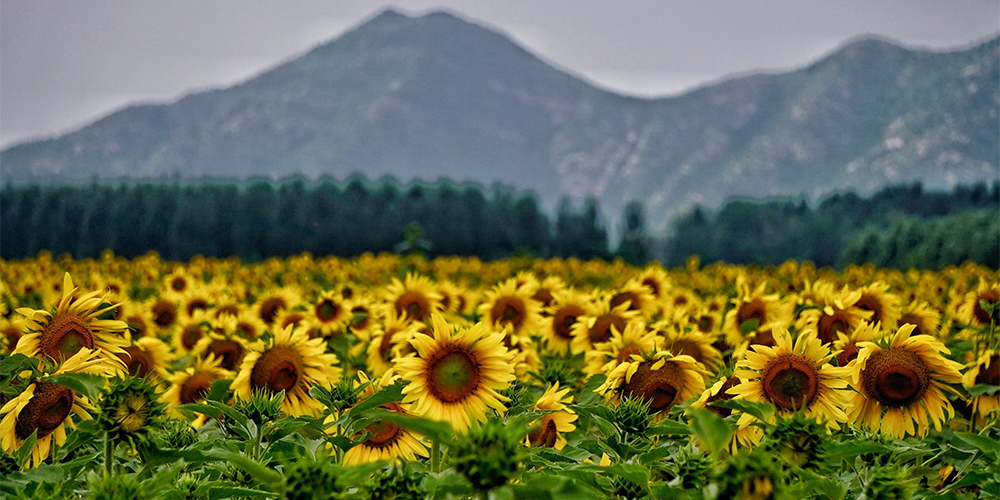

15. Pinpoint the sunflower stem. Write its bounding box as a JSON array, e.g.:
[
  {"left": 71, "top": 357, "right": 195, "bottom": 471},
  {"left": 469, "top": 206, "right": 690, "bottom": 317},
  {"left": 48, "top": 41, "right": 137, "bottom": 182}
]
[
  {"left": 431, "top": 438, "right": 441, "bottom": 473},
  {"left": 104, "top": 432, "right": 114, "bottom": 476}
]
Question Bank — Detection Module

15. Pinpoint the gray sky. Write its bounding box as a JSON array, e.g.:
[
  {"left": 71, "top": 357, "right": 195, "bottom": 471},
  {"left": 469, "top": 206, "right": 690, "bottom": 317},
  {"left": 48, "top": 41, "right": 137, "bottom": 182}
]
[{"left": 1, "top": 1, "right": 997, "bottom": 148}]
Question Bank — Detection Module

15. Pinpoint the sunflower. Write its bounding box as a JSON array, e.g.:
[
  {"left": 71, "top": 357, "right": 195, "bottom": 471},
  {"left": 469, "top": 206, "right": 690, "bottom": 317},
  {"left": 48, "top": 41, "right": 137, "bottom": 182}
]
[
  {"left": 161, "top": 354, "right": 233, "bottom": 426},
  {"left": 341, "top": 372, "right": 429, "bottom": 466},
  {"left": 148, "top": 297, "right": 180, "bottom": 333},
  {"left": 539, "top": 288, "right": 594, "bottom": 355},
  {"left": 963, "top": 350, "right": 999, "bottom": 425},
  {"left": 656, "top": 320, "right": 723, "bottom": 374},
  {"left": 831, "top": 321, "right": 879, "bottom": 368},
  {"left": 846, "top": 324, "right": 965, "bottom": 438},
  {"left": 584, "top": 321, "right": 660, "bottom": 376},
  {"left": 854, "top": 281, "right": 901, "bottom": 329},
  {"left": 689, "top": 375, "right": 764, "bottom": 452},
  {"left": 191, "top": 326, "right": 252, "bottom": 372},
  {"left": 385, "top": 273, "right": 443, "bottom": 324},
  {"left": 608, "top": 278, "right": 659, "bottom": 319},
  {"left": 117, "top": 336, "right": 173, "bottom": 382},
  {"left": 309, "top": 290, "right": 351, "bottom": 338},
  {"left": 957, "top": 280, "right": 999, "bottom": 329},
  {"left": 524, "top": 382, "right": 577, "bottom": 450},
  {"left": 254, "top": 286, "right": 303, "bottom": 325},
  {"left": 163, "top": 268, "right": 195, "bottom": 295},
  {"left": 176, "top": 284, "right": 216, "bottom": 320},
  {"left": 173, "top": 310, "right": 213, "bottom": 355},
  {"left": 896, "top": 301, "right": 941, "bottom": 338},
  {"left": 635, "top": 266, "right": 671, "bottom": 300},
  {"left": 570, "top": 298, "right": 641, "bottom": 355},
  {"left": 728, "top": 327, "right": 850, "bottom": 430},
  {"left": 232, "top": 324, "right": 340, "bottom": 417},
  {"left": 13, "top": 273, "right": 130, "bottom": 373},
  {"left": 394, "top": 314, "right": 515, "bottom": 432},
  {"left": 0, "top": 348, "right": 110, "bottom": 468},
  {"left": 531, "top": 276, "right": 567, "bottom": 310},
  {"left": 796, "top": 285, "right": 872, "bottom": 345},
  {"left": 478, "top": 278, "right": 543, "bottom": 343},
  {"left": 722, "top": 281, "right": 793, "bottom": 354},
  {"left": 596, "top": 350, "right": 708, "bottom": 418},
  {"left": 365, "top": 310, "right": 422, "bottom": 376}
]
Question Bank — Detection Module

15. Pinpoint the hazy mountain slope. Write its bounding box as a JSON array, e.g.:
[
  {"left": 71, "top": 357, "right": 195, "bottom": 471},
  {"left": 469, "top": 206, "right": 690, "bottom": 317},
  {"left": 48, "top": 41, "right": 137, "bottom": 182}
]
[{"left": 2, "top": 10, "right": 997, "bottom": 231}]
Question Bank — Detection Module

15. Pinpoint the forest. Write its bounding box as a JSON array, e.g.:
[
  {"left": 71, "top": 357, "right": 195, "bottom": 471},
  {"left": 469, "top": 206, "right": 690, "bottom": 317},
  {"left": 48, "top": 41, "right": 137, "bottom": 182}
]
[{"left": 1, "top": 176, "right": 996, "bottom": 269}]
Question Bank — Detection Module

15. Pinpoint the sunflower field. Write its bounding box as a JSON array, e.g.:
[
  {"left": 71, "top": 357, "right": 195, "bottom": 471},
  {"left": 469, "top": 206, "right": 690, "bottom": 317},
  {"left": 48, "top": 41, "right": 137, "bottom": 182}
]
[{"left": 0, "top": 252, "right": 998, "bottom": 499}]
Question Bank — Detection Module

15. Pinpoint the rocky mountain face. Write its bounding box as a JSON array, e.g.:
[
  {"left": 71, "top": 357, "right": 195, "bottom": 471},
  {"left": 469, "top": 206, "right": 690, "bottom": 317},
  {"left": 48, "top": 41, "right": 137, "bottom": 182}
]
[{"left": 3, "top": 9, "right": 997, "bottom": 231}]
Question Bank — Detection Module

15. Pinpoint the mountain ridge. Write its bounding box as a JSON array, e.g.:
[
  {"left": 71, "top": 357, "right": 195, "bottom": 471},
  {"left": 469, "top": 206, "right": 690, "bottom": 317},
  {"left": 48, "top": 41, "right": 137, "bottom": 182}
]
[{"left": 3, "top": 9, "right": 997, "bottom": 232}]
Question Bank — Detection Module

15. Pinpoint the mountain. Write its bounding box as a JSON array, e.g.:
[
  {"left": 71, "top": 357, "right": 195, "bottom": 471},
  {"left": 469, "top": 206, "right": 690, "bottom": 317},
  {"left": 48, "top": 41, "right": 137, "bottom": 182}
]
[{"left": 2, "top": 9, "right": 997, "bottom": 232}]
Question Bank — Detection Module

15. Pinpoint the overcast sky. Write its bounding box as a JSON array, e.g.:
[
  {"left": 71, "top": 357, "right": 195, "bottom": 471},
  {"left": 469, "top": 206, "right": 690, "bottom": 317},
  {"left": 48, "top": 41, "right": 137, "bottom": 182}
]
[{"left": 1, "top": 1, "right": 997, "bottom": 148}]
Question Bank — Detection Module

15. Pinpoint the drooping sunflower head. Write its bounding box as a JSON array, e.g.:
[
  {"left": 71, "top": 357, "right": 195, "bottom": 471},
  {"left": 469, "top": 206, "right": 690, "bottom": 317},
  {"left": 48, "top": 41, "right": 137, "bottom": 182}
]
[
  {"left": 957, "top": 280, "right": 1000, "bottom": 329},
  {"left": 723, "top": 282, "right": 793, "bottom": 351},
  {"left": 635, "top": 266, "right": 671, "bottom": 300},
  {"left": 365, "top": 310, "right": 421, "bottom": 376},
  {"left": 162, "top": 354, "right": 233, "bottom": 425},
  {"left": 608, "top": 278, "right": 659, "bottom": 319},
  {"left": 583, "top": 320, "right": 659, "bottom": 376},
  {"left": 0, "top": 348, "right": 107, "bottom": 468},
  {"left": 395, "top": 315, "right": 516, "bottom": 432},
  {"left": 232, "top": 324, "right": 341, "bottom": 417},
  {"left": 13, "top": 272, "right": 130, "bottom": 373},
  {"left": 657, "top": 320, "right": 723, "bottom": 374},
  {"left": 386, "top": 273, "right": 443, "bottom": 324},
  {"left": 796, "top": 285, "right": 872, "bottom": 345},
  {"left": 896, "top": 301, "right": 941, "bottom": 338},
  {"left": 117, "top": 336, "right": 173, "bottom": 381},
  {"left": 854, "top": 281, "right": 901, "bottom": 329},
  {"left": 524, "top": 382, "right": 577, "bottom": 450},
  {"left": 962, "top": 349, "right": 1000, "bottom": 424},
  {"left": 847, "top": 324, "right": 965, "bottom": 438}
]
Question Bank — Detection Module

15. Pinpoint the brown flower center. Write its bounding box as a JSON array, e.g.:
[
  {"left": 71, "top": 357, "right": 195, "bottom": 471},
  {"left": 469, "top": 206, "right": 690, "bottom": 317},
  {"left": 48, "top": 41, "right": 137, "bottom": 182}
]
[
  {"left": 425, "top": 345, "right": 480, "bottom": 404},
  {"left": 216, "top": 304, "right": 241, "bottom": 317},
  {"left": 40, "top": 314, "right": 95, "bottom": 362},
  {"left": 861, "top": 348, "right": 929, "bottom": 407},
  {"left": 973, "top": 290, "right": 999, "bottom": 325},
  {"left": 836, "top": 342, "right": 860, "bottom": 367},
  {"left": 491, "top": 296, "right": 526, "bottom": 331},
  {"left": 181, "top": 324, "right": 204, "bottom": 351},
  {"left": 552, "top": 305, "right": 584, "bottom": 340},
  {"left": 186, "top": 298, "right": 210, "bottom": 317},
  {"left": 761, "top": 354, "right": 819, "bottom": 411},
  {"left": 119, "top": 345, "right": 154, "bottom": 378},
  {"left": 706, "top": 376, "right": 740, "bottom": 417},
  {"left": 696, "top": 315, "right": 715, "bottom": 333},
  {"left": 610, "top": 291, "right": 641, "bottom": 311},
  {"left": 363, "top": 403, "right": 405, "bottom": 449},
  {"left": 170, "top": 276, "right": 187, "bottom": 292},
  {"left": 15, "top": 382, "right": 74, "bottom": 440},
  {"left": 126, "top": 314, "right": 148, "bottom": 338},
  {"left": 207, "top": 339, "right": 245, "bottom": 371},
  {"left": 855, "top": 294, "right": 883, "bottom": 324},
  {"left": 258, "top": 297, "right": 287, "bottom": 324},
  {"left": 897, "top": 313, "right": 929, "bottom": 336},
  {"left": 528, "top": 417, "right": 558, "bottom": 447},
  {"left": 641, "top": 278, "right": 661, "bottom": 297},
  {"left": 737, "top": 299, "right": 768, "bottom": 329},
  {"left": 621, "top": 360, "right": 686, "bottom": 413},
  {"left": 351, "top": 306, "right": 371, "bottom": 330},
  {"left": 280, "top": 312, "right": 306, "bottom": 330},
  {"left": 589, "top": 314, "right": 626, "bottom": 344},
  {"left": 532, "top": 288, "right": 554, "bottom": 308},
  {"left": 974, "top": 354, "right": 999, "bottom": 387},
  {"left": 179, "top": 371, "right": 216, "bottom": 404},
  {"left": 152, "top": 300, "right": 177, "bottom": 327},
  {"left": 314, "top": 298, "right": 341, "bottom": 323},
  {"left": 816, "top": 309, "right": 852, "bottom": 344},
  {"left": 616, "top": 343, "right": 644, "bottom": 363},
  {"left": 669, "top": 339, "right": 704, "bottom": 363},
  {"left": 379, "top": 329, "right": 399, "bottom": 362},
  {"left": 396, "top": 291, "right": 431, "bottom": 322},
  {"left": 250, "top": 346, "right": 304, "bottom": 394}
]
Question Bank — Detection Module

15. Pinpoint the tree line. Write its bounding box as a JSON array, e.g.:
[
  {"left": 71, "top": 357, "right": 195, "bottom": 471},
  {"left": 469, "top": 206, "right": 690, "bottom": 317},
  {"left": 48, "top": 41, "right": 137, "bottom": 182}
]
[
  {"left": 665, "top": 181, "right": 999, "bottom": 269},
  {"left": 0, "top": 176, "right": 617, "bottom": 262}
]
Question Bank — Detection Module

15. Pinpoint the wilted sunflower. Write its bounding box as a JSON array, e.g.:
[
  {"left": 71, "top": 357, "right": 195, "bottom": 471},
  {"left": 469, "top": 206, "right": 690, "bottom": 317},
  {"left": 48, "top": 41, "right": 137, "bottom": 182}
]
[
  {"left": 729, "top": 328, "right": 850, "bottom": 430},
  {"left": 232, "top": 324, "right": 340, "bottom": 417},
  {"left": 847, "top": 324, "right": 965, "bottom": 438},
  {"left": 14, "top": 273, "right": 130, "bottom": 373},
  {"left": 385, "top": 273, "right": 443, "bottom": 324},
  {"left": 597, "top": 350, "right": 708, "bottom": 418},
  {"left": 162, "top": 354, "right": 233, "bottom": 426},
  {"left": 0, "top": 349, "right": 111, "bottom": 468},
  {"left": 524, "top": 382, "right": 577, "bottom": 450},
  {"left": 395, "top": 314, "right": 515, "bottom": 432},
  {"left": 341, "top": 372, "right": 429, "bottom": 466},
  {"left": 963, "top": 350, "right": 999, "bottom": 425}
]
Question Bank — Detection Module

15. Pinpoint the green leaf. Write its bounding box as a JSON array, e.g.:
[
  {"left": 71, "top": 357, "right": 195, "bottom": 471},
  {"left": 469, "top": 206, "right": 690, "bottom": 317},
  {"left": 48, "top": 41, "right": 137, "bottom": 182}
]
[
  {"left": 14, "top": 430, "right": 38, "bottom": 468},
  {"left": 364, "top": 409, "right": 454, "bottom": 442},
  {"left": 207, "top": 486, "right": 275, "bottom": 500},
  {"left": 207, "top": 378, "right": 232, "bottom": 402},
  {"left": 740, "top": 318, "right": 760, "bottom": 334},
  {"left": 686, "top": 408, "right": 732, "bottom": 457},
  {"left": 953, "top": 432, "right": 999, "bottom": 460},
  {"left": 709, "top": 398, "right": 774, "bottom": 424},
  {"left": 646, "top": 419, "right": 691, "bottom": 437},
  {"left": 206, "top": 450, "right": 282, "bottom": 487},
  {"left": 823, "top": 440, "right": 891, "bottom": 461},
  {"left": 42, "top": 372, "right": 106, "bottom": 401},
  {"left": 344, "top": 381, "right": 404, "bottom": 419},
  {"left": 966, "top": 384, "right": 1000, "bottom": 398},
  {"left": 0, "top": 353, "right": 39, "bottom": 377}
]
